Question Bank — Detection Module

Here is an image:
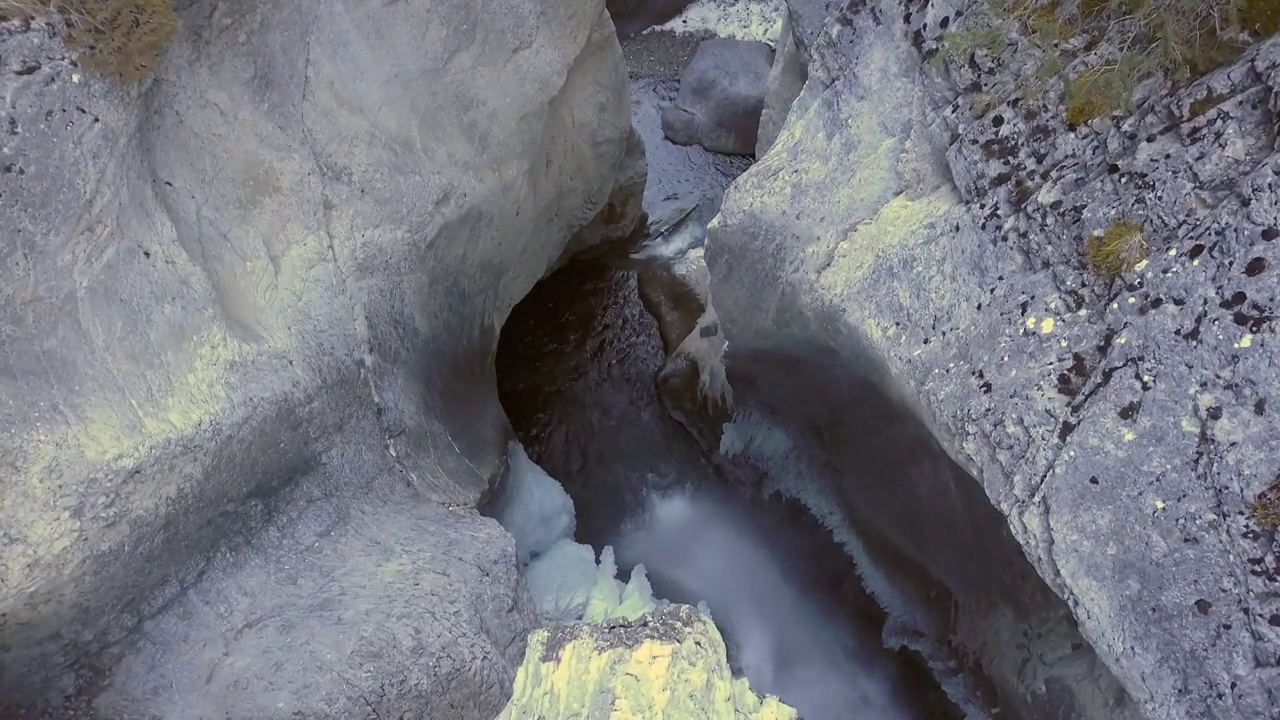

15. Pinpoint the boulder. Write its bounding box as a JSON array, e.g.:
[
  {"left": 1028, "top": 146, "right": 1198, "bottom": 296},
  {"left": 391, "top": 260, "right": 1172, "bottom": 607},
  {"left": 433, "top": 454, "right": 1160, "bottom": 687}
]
[
  {"left": 0, "top": 0, "right": 642, "bottom": 714},
  {"left": 661, "top": 38, "right": 774, "bottom": 155},
  {"left": 706, "top": 0, "right": 1280, "bottom": 717}
]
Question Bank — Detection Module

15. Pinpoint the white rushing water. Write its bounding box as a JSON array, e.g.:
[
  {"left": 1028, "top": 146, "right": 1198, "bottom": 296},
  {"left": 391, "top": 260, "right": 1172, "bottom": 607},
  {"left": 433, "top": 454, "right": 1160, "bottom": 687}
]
[
  {"left": 648, "top": 0, "right": 786, "bottom": 46},
  {"left": 494, "top": 435, "right": 937, "bottom": 717},
  {"left": 614, "top": 485, "right": 920, "bottom": 720}
]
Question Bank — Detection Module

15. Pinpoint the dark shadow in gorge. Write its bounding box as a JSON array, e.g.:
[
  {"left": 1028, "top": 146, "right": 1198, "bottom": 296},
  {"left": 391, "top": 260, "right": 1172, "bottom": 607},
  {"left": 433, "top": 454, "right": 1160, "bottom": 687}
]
[
  {"left": 707, "top": 291, "right": 1143, "bottom": 720},
  {"left": 607, "top": 0, "right": 696, "bottom": 39},
  {"left": 494, "top": 251, "right": 708, "bottom": 550},
  {"left": 495, "top": 249, "right": 962, "bottom": 718}
]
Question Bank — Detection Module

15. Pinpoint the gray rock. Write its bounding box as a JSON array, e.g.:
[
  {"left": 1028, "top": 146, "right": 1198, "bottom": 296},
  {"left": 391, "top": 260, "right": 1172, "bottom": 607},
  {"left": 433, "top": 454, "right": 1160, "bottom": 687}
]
[
  {"left": 0, "top": 0, "right": 642, "bottom": 714},
  {"left": 661, "top": 38, "right": 775, "bottom": 155},
  {"left": 780, "top": 0, "right": 841, "bottom": 57},
  {"left": 705, "top": 0, "right": 1280, "bottom": 717},
  {"left": 756, "top": 12, "right": 808, "bottom": 156},
  {"left": 95, "top": 474, "right": 535, "bottom": 719}
]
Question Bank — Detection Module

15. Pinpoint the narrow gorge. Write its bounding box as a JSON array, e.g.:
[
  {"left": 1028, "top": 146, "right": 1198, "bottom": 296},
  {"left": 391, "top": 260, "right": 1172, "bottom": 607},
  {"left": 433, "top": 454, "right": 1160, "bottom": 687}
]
[{"left": 1, "top": 0, "right": 1277, "bottom": 719}]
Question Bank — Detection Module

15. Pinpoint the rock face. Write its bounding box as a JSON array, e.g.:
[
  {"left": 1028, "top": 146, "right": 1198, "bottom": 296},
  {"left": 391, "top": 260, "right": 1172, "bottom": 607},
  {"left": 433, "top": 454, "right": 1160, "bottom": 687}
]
[
  {"left": 705, "top": 0, "right": 1280, "bottom": 717},
  {"left": 755, "top": 12, "right": 807, "bottom": 156},
  {"left": 498, "top": 604, "right": 796, "bottom": 719},
  {"left": 0, "top": 0, "right": 642, "bottom": 714},
  {"left": 661, "top": 39, "right": 775, "bottom": 155}
]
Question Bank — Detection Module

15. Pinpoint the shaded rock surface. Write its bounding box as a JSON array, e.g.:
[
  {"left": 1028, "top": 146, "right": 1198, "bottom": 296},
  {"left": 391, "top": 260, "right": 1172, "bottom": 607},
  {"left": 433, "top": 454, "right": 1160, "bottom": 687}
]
[
  {"left": 0, "top": 0, "right": 642, "bottom": 714},
  {"left": 607, "top": 0, "right": 697, "bottom": 39},
  {"left": 661, "top": 38, "right": 775, "bottom": 155},
  {"left": 755, "top": 12, "right": 807, "bottom": 156},
  {"left": 95, "top": 477, "right": 534, "bottom": 719},
  {"left": 705, "top": 0, "right": 1280, "bottom": 717},
  {"left": 498, "top": 604, "right": 796, "bottom": 719}
]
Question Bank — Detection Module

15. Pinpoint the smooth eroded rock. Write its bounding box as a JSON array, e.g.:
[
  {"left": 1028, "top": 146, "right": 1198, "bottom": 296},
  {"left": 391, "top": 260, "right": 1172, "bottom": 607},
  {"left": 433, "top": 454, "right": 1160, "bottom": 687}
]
[
  {"left": 755, "top": 12, "right": 807, "bottom": 156},
  {"left": 661, "top": 38, "right": 774, "bottom": 155},
  {"left": 0, "top": 0, "right": 642, "bottom": 713}
]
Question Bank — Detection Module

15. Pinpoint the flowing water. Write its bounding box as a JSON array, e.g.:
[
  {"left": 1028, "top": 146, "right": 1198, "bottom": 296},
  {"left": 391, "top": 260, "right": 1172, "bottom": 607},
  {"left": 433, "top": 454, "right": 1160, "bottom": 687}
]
[{"left": 493, "top": 64, "right": 963, "bottom": 717}]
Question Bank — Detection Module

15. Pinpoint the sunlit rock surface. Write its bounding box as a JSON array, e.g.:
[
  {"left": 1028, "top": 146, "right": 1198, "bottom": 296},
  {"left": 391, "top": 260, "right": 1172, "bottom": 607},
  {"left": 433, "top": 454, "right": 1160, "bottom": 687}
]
[{"left": 498, "top": 605, "right": 796, "bottom": 720}]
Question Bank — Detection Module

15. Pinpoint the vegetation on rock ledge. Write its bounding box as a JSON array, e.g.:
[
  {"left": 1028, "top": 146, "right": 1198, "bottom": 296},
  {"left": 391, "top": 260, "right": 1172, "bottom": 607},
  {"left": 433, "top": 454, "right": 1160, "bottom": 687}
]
[
  {"left": 1250, "top": 479, "right": 1280, "bottom": 531},
  {"left": 0, "top": 0, "right": 177, "bottom": 84},
  {"left": 1085, "top": 220, "right": 1148, "bottom": 279},
  {"left": 938, "top": 0, "right": 1280, "bottom": 125}
]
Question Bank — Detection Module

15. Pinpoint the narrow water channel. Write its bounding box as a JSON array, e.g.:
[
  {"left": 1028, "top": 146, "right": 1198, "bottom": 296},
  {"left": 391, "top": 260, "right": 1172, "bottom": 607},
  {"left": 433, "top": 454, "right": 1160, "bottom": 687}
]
[{"left": 493, "top": 51, "right": 964, "bottom": 717}]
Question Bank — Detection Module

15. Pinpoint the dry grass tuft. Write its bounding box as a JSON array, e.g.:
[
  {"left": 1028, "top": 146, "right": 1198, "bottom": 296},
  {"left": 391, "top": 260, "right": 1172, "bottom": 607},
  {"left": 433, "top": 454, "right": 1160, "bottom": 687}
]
[
  {"left": 1250, "top": 479, "right": 1280, "bottom": 531},
  {"left": 939, "top": 0, "right": 1279, "bottom": 125},
  {"left": 0, "top": 0, "right": 177, "bottom": 84},
  {"left": 1085, "top": 220, "right": 1148, "bottom": 278},
  {"left": 1242, "top": 0, "right": 1280, "bottom": 38}
]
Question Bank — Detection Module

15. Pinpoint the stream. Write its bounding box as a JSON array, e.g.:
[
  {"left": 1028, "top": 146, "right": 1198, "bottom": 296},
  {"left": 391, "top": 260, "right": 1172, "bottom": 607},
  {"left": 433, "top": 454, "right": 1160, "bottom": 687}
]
[{"left": 493, "top": 47, "right": 964, "bottom": 718}]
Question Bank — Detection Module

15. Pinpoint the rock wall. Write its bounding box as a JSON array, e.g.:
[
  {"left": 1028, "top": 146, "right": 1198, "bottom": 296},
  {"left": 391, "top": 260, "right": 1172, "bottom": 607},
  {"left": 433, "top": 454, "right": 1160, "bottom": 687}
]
[
  {"left": 706, "top": 0, "right": 1280, "bottom": 717},
  {"left": 0, "top": 0, "right": 642, "bottom": 714}
]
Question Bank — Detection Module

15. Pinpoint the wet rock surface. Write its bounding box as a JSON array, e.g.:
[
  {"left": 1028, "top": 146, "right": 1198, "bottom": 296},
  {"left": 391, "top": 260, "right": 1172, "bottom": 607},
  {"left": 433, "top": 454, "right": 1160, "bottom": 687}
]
[{"left": 707, "top": 0, "right": 1280, "bottom": 716}]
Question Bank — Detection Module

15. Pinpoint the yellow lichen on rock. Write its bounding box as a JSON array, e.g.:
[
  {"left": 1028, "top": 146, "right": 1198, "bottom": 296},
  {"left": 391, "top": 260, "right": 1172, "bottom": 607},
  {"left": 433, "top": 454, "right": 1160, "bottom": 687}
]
[
  {"left": 816, "top": 186, "right": 957, "bottom": 295},
  {"left": 3, "top": 327, "right": 245, "bottom": 598},
  {"left": 499, "top": 605, "right": 797, "bottom": 720}
]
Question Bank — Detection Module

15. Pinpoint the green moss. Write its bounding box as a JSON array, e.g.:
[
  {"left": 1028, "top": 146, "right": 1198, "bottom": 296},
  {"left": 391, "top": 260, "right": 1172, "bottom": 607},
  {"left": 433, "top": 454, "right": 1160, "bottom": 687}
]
[
  {"left": 1023, "top": 1, "right": 1075, "bottom": 42},
  {"left": 971, "top": 92, "right": 1000, "bottom": 119},
  {"left": 1250, "top": 480, "right": 1280, "bottom": 530},
  {"left": 1078, "top": 0, "right": 1110, "bottom": 20},
  {"left": 1064, "top": 78, "right": 1105, "bottom": 126},
  {"left": 1085, "top": 221, "right": 1148, "bottom": 278},
  {"left": 937, "top": 26, "right": 1008, "bottom": 62},
  {"left": 1064, "top": 69, "right": 1119, "bottom": 126}
]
